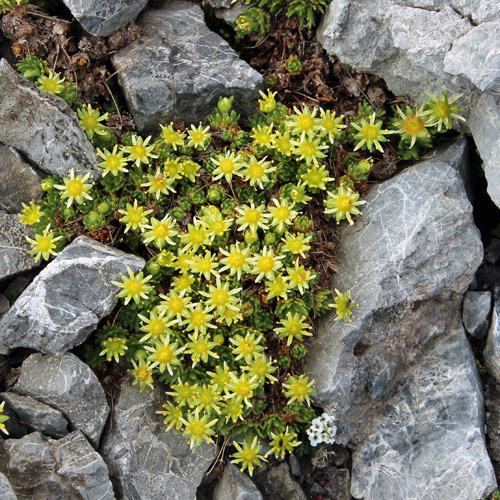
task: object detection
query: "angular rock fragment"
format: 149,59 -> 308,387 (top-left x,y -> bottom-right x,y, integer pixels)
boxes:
101,379 -> 216,499
0,473 -> 16,500
14,353 -> 109,448
462,290 -> 491,339
0,59 -> 98,178
484,299 -> 500,384
0,145 -> 42,214
0,213 -> 39,281
0,392 -> 68,439
213,462 -> 263,500
0,236 -> 144,354
306,139 -> 495,499
62,0 -> 148,37
111,1 -> 264,135
2,431 -> 114,500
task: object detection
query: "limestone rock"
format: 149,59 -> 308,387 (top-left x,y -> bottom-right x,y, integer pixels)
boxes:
213,462 -> 263,500
0,213 -> 39,281
484,299 -> 500,384
2,431 -> 114,500
462,290 -> 491,339
0,59 -> 98,178
0,236 -> 144,354
62,0 -> 148,37
254,462 -> 307,500
14,353 -> 109,448
468,93 -> 500,210
0,392 -> 68,439
306,139 -> 495,498
101,379 -> 216,499
111,1 -> 264,135
444,21 -> 500,92
0,473 -> 16,500
0,145 -> 42,214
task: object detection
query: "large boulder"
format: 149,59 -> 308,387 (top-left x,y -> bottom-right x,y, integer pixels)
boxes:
111,1 -> 264,135
306,138 -> 496,499
0,213 -> 39,281
13,353 -> 109,448
0,59 -> 98,178
0,236 -> 144,354
62,0 -> 148,37
1,431 -> 114,499
101,379 -> 217,500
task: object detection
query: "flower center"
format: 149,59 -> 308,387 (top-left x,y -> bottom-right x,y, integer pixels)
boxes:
258,256 -> 274,273
131,144 -> 147,158
362,125 -> 379,141
220,158 -> 235,174
125,279 -> 142,295
297,115 -> 314,131
275,207 -> 291,220
337,195 -> 353,213
149,319 -> 165,336
67,179 -> 84,197
229,252 -> 245,268
213,290 -> 229,306
82,115 -> 98,131
405,116 -> 424,135
245,209 -> 261,224
249,163 -> 264,179
157,346 -> 174,363
191,312 -> 207,328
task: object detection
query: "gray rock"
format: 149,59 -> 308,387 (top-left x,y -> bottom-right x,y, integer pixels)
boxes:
306,139 -> 495,498
13,353 -> 109,448
0,59 -> 98,178
0,213 -> 40,281
350,321 -> 496,500
3,272 -> 35,304
2,431 -> 114,500
0,294 -> 9,316
206,0 -> 249,27
62,0 -> 148,37
444,21 -> 500,92
0,473 -> 17,500
254,462 -> 307,500
484,299 -> 500,384
288,454 -> 301,478
462,291 -> 491,339
0,145 -> 42,214
101,379 -> 216,500
0,236 -> 144,354
111,1 -> 264,135
0,392 -> 68,439
468,93 -> 500,210
213,462 -> 263,500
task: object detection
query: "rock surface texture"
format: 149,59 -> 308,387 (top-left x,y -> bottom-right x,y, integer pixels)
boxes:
0,213 -> 39,281
101,379 -> 217,500
13,353 -> 109,448
0,59 -> 98,178
62,0 -> 148,37
306,138 -> 496,499
111,1 -> 264,135
0,473 -> 16,500
462,290 -> 491,339
0,145 -> 42,214
484,299 -> 500,384
0,236 -> 144,354
316,0 -> 500,209
1,431 -> 114,500
213,462 -> 263,500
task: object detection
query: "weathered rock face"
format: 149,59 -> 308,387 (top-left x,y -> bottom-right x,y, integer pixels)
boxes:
0,392 -> 68,439
0,213 -> 39,281
0,145 -> 42,214
101,379 -> 216,500
484,299 -> 500,384
0,59 -> 98,178
111,1 -> 264,135
13,353 -> 109,448
213,462 -> 263,500
463,290 -> 492,339
62,0 -> 148,37
0,473 -> 16,500
468,93 -> 500,210
306,138 -> 496,499
254,462 -> 307,500
1,431 -> 114,500
0,236 -> 144,354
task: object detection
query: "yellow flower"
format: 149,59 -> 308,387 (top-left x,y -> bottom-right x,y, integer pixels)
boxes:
243,353 -> 277,383
351,112 -> 389,153
144,334 -> 185,375
219,243 -> 251,280
122,135 -> 158,167
231,437 -> 267,476
180,220 -> 209,252
167,378 -> 197,406
77,104 -> 109,140
225,373 -> 260,407
200,277 -> 242,314
180,407 -> 218,448
282,374 -> 315,406
249,246 -> 284,283
251,124 -> 274,147
159,289 -> 191,322
191,251 -> 219,281
19,201 -> 43,226
268,427 -> 301,459
26,224 -> 64,262
273,130 -> 293,156
37,71 -> 64,94
423,91 -> 465,131
187,123 -> 211,150
111,267 -> 153,305
0,401 -> 9,435
142,215 -> 178,249
392,105 -> 432,148
230,331 -> 265,363
185,332 -> 219,366
274,312 -> 312,346
118,199 -> 152,233
318,108 -> 345,143
324,185 -> 366,225
242,154 -> 275,189
99,337 -> 128,363
161,123 -> 186,150
207,362 -> 233,391
129,358 -> 154,391
180,159 -> 201,181
333,289 -> 358,322
236,201 -> 270,233
96,146 -> 129,176
211,151 -> 244,183
286,259 -> 314,294
157,402 -> 184,431
192,384 -> 223,415
292,133 -> 329,165
281,233 -> 312,258
268,198 -> 298,232
183,305 -> 217,337
286,106 -> 321,136
258,89 -> 277,113
265,274 -> 289,300
54,168 -> 93,207
141,168 -> 176,199
138,308 -> 174,342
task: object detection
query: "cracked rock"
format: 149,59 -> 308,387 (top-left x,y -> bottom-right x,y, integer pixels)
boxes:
0,236 -> 144,354
306,139 -> 495,499
62,0 -> 148,37
0,213 -> 39,281
13,353 -> 109,448
0,59 -> 98,178
1,431 -> 114,500
111,1 -> 264,135
0,392 -> 68,439
213,462 -> 263,500
101,379 -> 216,500
0,145 -> 42,215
